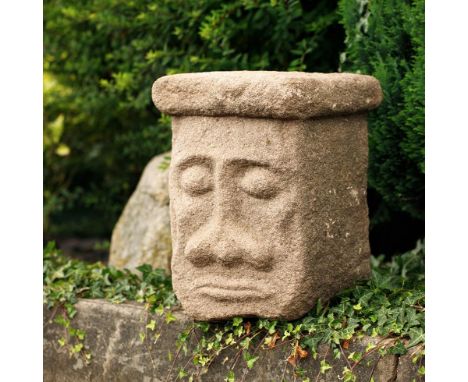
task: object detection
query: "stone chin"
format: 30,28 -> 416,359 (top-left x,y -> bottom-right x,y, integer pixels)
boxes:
175,288 -> 313,321
171,261 -> 313,320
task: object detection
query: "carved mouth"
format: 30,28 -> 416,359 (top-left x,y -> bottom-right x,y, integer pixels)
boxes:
195,281 -> 271,301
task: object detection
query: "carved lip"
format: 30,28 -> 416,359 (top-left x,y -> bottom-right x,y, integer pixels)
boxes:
195,281 -> 271,301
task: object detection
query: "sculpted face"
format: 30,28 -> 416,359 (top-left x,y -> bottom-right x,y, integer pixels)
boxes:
153,71 -> 379,321
170,116 -> 309,320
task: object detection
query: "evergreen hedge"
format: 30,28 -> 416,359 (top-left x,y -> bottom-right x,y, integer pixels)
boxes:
339,0 -> 424,221
44,0 -> 344,237
44,0 -> 424,251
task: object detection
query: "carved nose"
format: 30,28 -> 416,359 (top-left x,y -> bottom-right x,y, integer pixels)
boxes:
212,240 -> 245,268
185,243 -> 215,268
185,229 -> 273,271
185,235 -> 244,268
185,185 -> 274,270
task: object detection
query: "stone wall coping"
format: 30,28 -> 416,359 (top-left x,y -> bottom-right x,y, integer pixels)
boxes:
43,299 -> 424,381
152,71 -> 383,120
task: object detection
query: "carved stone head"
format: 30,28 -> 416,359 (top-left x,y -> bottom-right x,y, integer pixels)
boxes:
152,71 -> 382,320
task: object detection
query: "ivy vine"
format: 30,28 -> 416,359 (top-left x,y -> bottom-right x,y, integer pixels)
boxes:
44,240 -> 425,381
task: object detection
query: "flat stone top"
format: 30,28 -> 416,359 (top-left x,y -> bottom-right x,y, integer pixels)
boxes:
152,71 -> 383,120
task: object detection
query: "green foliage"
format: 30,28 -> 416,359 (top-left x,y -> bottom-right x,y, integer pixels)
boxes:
44,0 -> 344,237
44,240 -> 424,380
338,0 -> 425,221
43,241 -> 176,311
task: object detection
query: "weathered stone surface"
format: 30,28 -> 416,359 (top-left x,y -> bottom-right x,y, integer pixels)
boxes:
109,152 -> 172,273
396,351 -> 425,382
167,115 -> 371,321
152,71 -> 383,120
43,300 -> 422,382
152,71 -> 382,321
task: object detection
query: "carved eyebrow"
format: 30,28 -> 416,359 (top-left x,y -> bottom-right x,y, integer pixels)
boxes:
176,155 -> 213,170
224,158 -> 272,168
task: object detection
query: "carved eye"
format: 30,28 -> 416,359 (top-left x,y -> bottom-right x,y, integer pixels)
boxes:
239,167 -> 280,199
179,165 -> 213,196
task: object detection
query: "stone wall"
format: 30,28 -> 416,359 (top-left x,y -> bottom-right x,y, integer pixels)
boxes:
43,300 -> 424,381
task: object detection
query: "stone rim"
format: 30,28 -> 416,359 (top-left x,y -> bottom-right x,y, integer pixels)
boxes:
152,71 -> 383,120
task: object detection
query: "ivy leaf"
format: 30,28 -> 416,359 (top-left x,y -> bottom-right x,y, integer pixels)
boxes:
347,351 -> 362,362
342,367 -> 356,382
315,299 -> 323,314
155,304 -> 164,316
302,336 -> 321,353
65,303 -> 77,318
265,332 -> 280,349
407,327 -> 424,348
287,353 -> 298,367
224,370 -> 235,382
225,333 -> 235,345
71,343 -> 83,353
267,321 -> 277,334
296,344 -> 308,359
178,368 -> 188,378
196,322 -> 210,333
54,314 -> 70,328
165,311 -> 176,324
240,337 -> 251,350
76,329 -> 86,340
234,325 -> 244,337
388,341 -> 407,355
244,321 -> 251,335
146,319 -> 156,331
333,348 -> 341,359
153,332 -> 161,343
320,360 -> 332,374
247,356 -> 259,369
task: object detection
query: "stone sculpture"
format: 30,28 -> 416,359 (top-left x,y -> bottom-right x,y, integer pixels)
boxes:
152,71 -> 382,320
109,153 -> 172,273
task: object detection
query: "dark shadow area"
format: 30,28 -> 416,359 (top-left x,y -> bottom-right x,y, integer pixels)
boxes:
368,188 -> 425,257
44,236 -> 109,264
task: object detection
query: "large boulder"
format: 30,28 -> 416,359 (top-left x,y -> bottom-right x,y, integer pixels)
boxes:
109,152 -> 172,273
